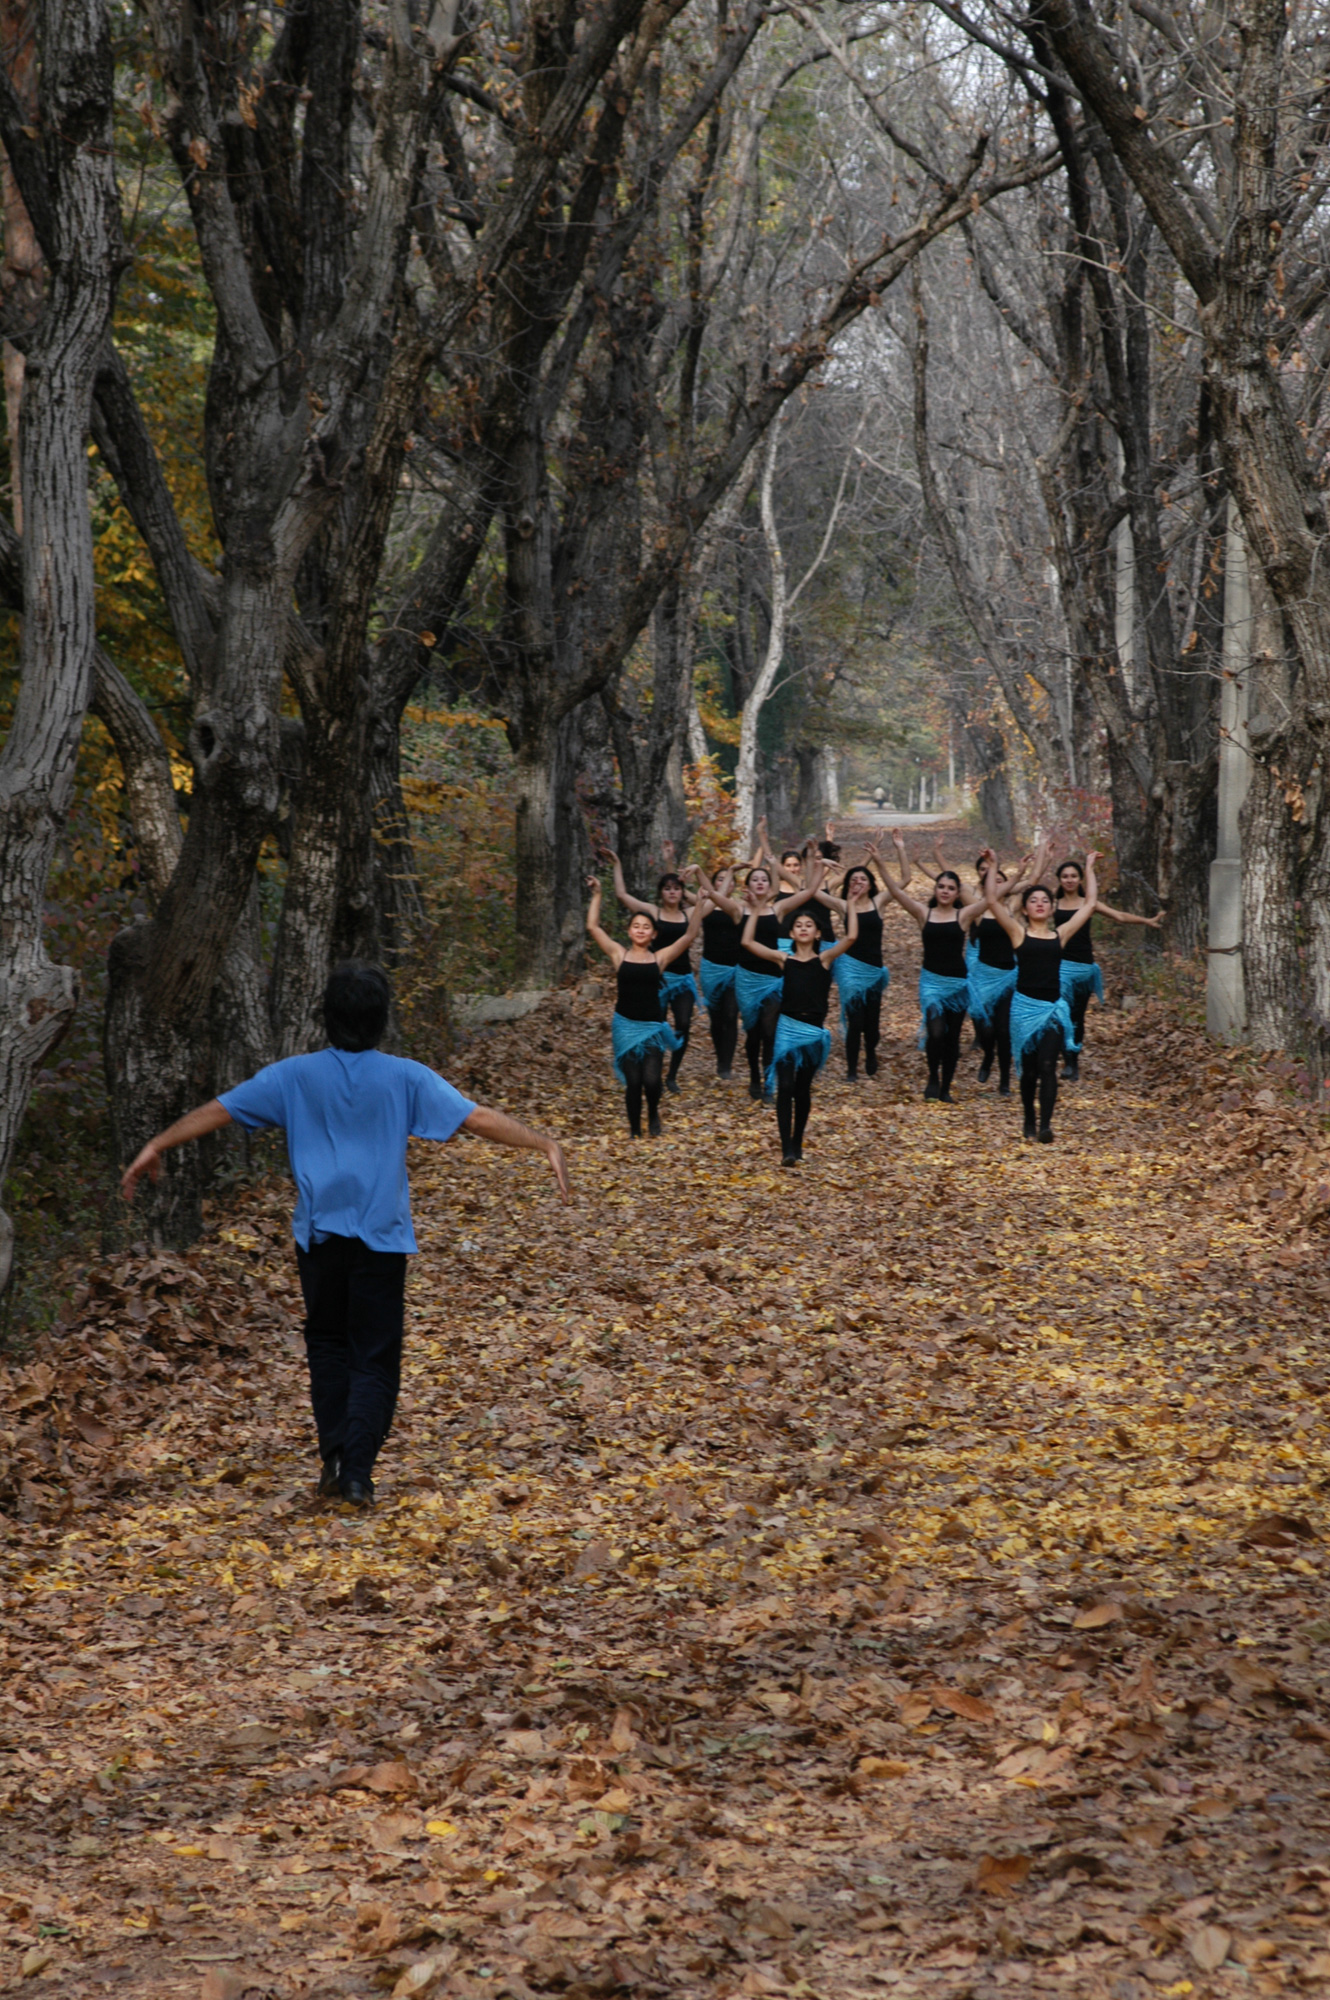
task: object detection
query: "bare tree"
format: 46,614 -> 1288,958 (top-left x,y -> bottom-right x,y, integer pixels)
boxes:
0,0 -> 121,1290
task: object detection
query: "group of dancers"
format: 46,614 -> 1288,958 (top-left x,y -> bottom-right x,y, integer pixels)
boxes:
586,823 -> 1163,1163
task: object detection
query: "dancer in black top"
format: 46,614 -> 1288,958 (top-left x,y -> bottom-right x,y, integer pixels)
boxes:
586,877 -> 702,1136
741,889 -> 859,1164
968,844 -> 1045,1095
607,851 -> 698,1092
755,823 -> 838,945
817,848 -> 894,1079
709,855 -> 819,1101
981,850 -> 1098,1141
693,866 -> 743,1079
881,831 -> 987,1101
1053,858 -> 1164,1080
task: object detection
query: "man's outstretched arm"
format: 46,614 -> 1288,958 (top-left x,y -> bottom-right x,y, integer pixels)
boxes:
121,1100 -> 234,1200
462,1105 -> 571,1202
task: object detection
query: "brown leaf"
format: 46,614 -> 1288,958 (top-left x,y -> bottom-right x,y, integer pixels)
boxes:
366,1760 -> 417,1795
1072,1600 -> 1124,1630
975,1853 -> 1032,1896
1186,1925 -> 1231,1972
20,1945 -> 55,1978
200,1971 -> 263,2000
897,1692 -> 933,1727
72,1407 -> 114,1449
371,1813 -> 423,1851
857,1755 -> 910,1780
502,1729 -> 548,1760
1242,1511 -> 1316,1547
391,1951 -> 458,1999
571,1536 -> 614,1578
933,1688 -> 995,1725
744,1901 -> 795,1941
224,1723 -> 281,1752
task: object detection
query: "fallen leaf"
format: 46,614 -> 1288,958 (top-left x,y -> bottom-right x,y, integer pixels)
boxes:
21,1946 -> 55,1978
934,1688 -> 995,1725
976,1853 -> 1032,1895
1072,1600 -> 1124,1630
391,1949 -> 458,1998
224,1722 -> 281,1751
1186,1925 -> 1231,1972
366,1760 -> 417,1794
857,1755 -> 910,1779
897,1692 -> 933,1727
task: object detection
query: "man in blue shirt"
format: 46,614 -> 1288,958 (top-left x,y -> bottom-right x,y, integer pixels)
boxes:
122,964 -> 570,1507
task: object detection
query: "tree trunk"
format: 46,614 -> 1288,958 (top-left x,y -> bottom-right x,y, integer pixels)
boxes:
0,0 -> 120,1293
511,711 -> 587,988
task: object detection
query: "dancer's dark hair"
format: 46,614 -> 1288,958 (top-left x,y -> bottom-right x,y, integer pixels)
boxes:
841,865 -> 880,899
657,872 -> 686,900
1055,859 -> 1085,887
1022,883 -> 1053,910
928,869 -> 962,909
324,962 -> 391,1051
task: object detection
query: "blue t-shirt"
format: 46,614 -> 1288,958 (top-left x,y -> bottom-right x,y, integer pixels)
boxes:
218,1048 -> 476,1253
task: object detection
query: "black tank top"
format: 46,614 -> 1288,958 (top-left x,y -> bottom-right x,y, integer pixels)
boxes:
780,953 -> 833,1026
846,906 -> 884,967
1053,905 -> 1094,964
921,915 -> 966,978
975,914 -> 1015,971
779,896 -> 836,943
700,909 -> 742,966
652,915 -> 691,966
740,911 -> 783,977
616,957 -> 665,1022
1016,932 -> 1062,1002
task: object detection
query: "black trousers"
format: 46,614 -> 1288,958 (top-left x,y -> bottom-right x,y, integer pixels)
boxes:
707,982 -> 739,1073
295,1234 -> 407,1484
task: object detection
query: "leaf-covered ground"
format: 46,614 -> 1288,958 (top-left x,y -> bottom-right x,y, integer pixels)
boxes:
4,907 -> 1330,2000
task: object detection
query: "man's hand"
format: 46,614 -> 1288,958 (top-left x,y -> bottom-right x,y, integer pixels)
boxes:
121,1142 -> 163,1201
546,1142 -> 572,1202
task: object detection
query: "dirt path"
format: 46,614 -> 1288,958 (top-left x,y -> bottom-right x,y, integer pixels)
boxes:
3,912 -> 1330,2000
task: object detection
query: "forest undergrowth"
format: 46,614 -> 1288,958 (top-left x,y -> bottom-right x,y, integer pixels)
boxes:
3,903 -> 1330,2000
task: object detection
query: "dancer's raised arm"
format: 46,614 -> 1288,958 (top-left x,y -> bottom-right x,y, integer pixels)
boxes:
881,831 -> 931,924
984,852 -> 1025,945
605,849 -> 657,920
586,877 -> 626,966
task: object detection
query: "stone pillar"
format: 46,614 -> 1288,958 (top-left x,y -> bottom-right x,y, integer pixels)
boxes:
1207,498 -> 1252,1041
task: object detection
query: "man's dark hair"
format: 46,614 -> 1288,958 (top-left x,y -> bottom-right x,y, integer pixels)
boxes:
323,962 -> 391,1051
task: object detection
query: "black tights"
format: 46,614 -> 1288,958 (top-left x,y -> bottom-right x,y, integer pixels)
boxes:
925,1008 -> 964,1098
745,992 -> 782,1097
708,984 -> 739,1075
666,988 -> 694,1085
845,995 -> 882,1078
775,1055 -> 813,1157
1020,1024 -> 1062,1132
621,1049 -> 663,1136
974,990 -> 1013,1091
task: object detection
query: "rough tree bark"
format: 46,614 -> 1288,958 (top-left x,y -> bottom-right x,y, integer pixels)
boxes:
0,0 -> 121,1292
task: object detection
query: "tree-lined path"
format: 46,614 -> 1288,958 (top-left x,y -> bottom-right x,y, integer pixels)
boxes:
3,916 -> 1329,1999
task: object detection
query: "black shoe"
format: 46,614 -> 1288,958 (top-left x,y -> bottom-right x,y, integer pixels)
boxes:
317,1453 -> 341,1499
794,1137 -> 804,1160
997,1078 -> 1011,1097
865,1050 -> 878,1076
846,1069 -> 860,1082
717,1066 -> 732,1081
924,1080 -> 940,1100
628,1123 -> 642,1138
762,1089 -> 775,1105
939,1087 -> 954,1104
1023,1116 -> 1037,1140
781,1149 -> 800,1167
749,1079 -> 763,1101
340,1476 -> 374,1509
977,1057 -> 993,1084
665,1075 -> 680,1094
1038,1125 -> 1055,1144
1062,1055 -> 1080,1081
648,1111 -> 662,1136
